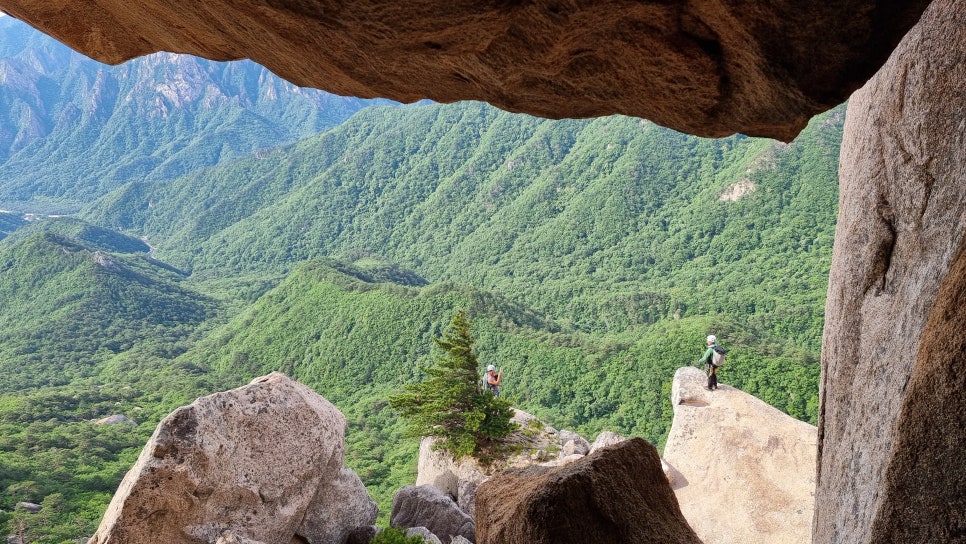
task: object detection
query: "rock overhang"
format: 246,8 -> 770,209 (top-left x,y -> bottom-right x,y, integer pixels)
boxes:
0,0 -> 931,141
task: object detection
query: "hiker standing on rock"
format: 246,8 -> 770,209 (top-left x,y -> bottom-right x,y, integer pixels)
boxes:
485,364 -> 502,397
699,335 -> 727,391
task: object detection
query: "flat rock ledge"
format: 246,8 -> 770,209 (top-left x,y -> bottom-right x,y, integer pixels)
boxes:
663,366 -> 816,544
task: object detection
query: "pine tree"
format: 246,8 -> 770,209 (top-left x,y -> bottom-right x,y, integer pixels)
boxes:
389,309 -> 516,459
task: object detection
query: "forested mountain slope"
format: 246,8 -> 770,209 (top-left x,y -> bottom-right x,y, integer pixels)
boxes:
0,220 -> 234,539
0,221 -> 217,391
176,256 -> 820,517
0,17 -> 387,212
86,101 -> 842,350
66,102 -> 841,520
0,211 -> 26,239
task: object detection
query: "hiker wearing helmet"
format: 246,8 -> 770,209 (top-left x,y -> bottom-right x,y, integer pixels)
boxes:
699,334 -> 727,391
485,364 -> 503,397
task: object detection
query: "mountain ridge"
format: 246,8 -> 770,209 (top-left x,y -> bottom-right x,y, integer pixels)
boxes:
0,16 -> 391,212
83,101 -> 840,348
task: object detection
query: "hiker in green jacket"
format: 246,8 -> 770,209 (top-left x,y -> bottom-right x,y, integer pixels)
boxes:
699,334 -> 726,391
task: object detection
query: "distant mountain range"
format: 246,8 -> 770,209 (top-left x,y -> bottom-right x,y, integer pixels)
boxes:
0,16 -> 391,212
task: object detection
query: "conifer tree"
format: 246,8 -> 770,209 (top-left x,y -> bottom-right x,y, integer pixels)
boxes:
390,309 -> 516,459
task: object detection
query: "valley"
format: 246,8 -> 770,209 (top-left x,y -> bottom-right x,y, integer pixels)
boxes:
0,17 -> 837,542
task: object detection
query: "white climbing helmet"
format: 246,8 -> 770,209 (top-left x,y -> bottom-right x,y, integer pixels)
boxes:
487,365 -> 496,371
707,335 -> 717,344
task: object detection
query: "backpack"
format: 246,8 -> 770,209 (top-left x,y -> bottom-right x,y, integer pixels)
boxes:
711,345 -> 727,367
481,374 -> 496,394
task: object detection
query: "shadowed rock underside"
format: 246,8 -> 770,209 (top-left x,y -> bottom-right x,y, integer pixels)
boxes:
0,0 -> 930,141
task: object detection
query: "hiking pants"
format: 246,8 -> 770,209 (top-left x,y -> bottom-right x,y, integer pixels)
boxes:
707,365 -> 718,390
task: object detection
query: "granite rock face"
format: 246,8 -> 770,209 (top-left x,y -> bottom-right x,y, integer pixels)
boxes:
0,0 -> 930,140
557,429 -> 590,456
663,366 -> 816,544
87,372 -> 376,544
298,468 -> 378,544
816,0 -> 966,542
390,485 -> 475,544
475,438 -> 701,544
415,408 -> 574,518
588,430 -> 628,453
94,414 -> 137,426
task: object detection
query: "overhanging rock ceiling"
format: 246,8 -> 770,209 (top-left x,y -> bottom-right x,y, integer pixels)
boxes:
0,1 -> 931,141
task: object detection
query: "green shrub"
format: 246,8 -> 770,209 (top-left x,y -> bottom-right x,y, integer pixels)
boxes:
371,526 -> 430,544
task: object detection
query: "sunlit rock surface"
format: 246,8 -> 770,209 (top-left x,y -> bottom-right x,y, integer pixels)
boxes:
87,372 -> 376,544
817,0 -> 966,541
663,366 -> 816,544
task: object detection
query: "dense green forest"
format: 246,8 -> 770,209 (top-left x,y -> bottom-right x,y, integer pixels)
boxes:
0,23 -> 842,540
84,101 -> 841,350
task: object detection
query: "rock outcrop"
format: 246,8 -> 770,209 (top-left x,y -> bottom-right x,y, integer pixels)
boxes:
416,409 -> 563,514
87,372 -> 377,544
557,430 -> 590,456
93,414 -> 137,426
588,430 -> 628,453
416,407 -> 630,520
298,468 -> 379,544
0,0 -> 930,141
390,485 -> 475,544
475,438 -> 701,544
816,0 -> 966,542
404,527 -> 442,544
663,366 -> 816,544
15,502 -> 41,513
415,436 -> 487,514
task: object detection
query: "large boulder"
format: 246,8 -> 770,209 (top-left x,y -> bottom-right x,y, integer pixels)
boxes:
475,438 -> 701,544
557,429 -> 590,456
390,485 -> 475,544
588,430 -> 628,453
87,372 -> 376,544
0,0 -> 930,140
663,366 -> 816,544
415,437 -> 488,520
298,468 -> 378,544
816,0 -> 966,542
